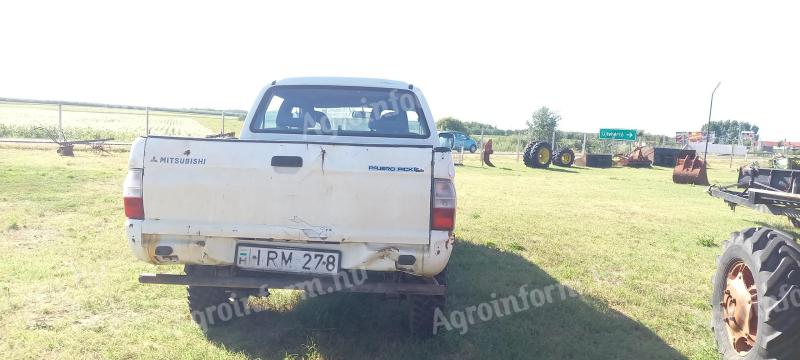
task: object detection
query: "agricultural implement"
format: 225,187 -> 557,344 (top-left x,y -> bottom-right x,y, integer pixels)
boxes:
482,139 -> 495,167
205,132 -> 236,139
708,166 -> 800,228
651,147 -> 683,167
672,149 -> 709,185
614,146 -> 653,168
585,154 -> 613,168
38,127 -> 113,156
522,141 -> 574,168
769,154 -> 800,170
706,166 -> 800,359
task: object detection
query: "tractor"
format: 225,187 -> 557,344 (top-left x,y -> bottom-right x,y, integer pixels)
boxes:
707,165 -> 800,359
523,141 -> 575,168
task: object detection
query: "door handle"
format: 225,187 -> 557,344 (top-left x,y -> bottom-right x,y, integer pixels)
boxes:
271,156 -> 303,167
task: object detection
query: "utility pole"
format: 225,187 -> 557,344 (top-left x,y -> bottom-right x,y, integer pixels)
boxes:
704,82 -> 722,161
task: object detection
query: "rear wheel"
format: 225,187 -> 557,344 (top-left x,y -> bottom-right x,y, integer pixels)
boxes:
523,141 -> 539,167
711,228 -> 800,359
409,268 -> 447,338
553,148 -> 575,167
529,142 -> 552,168
185,266 -> 248,328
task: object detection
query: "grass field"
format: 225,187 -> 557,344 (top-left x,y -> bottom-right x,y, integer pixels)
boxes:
0,102 -> 244,141
1,147 -> 797,359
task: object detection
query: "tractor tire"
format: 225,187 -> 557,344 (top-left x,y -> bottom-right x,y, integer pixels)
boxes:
791,178 -> 800,228
523,141 -> 539,167
528,142 -> 553,168
553,148 -> 575,167
409,268 -> 448,338
711,227 -> 800,360
185,266 -> 246,328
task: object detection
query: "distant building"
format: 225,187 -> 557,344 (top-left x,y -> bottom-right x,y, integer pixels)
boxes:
758,140 -> 800,152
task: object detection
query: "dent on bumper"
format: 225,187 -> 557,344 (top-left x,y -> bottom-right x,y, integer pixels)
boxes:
126,220 -> 453,277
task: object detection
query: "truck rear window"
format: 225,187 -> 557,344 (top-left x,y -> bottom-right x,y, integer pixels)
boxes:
250,86 -> 430,138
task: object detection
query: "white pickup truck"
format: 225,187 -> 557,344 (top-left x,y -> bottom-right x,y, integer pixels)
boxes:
124,77 -> 456,336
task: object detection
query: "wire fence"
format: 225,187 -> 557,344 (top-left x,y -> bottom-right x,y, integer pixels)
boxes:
465,130 -> 688,154
0,97 -> 247,144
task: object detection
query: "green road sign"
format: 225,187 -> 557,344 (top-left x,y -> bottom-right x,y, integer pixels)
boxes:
599,128 -> 637,141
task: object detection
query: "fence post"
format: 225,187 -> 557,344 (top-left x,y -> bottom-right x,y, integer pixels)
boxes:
551,130 -> 556,149
58,103 -> 63,141
145,107 -> 150,135
480,128 -> 485,167
221,111 -> 225,135
582,133 -> 587,155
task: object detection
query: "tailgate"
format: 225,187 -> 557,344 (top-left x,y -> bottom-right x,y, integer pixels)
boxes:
141,137 -> 433,245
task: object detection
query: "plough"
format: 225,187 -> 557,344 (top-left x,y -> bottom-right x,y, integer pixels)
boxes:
37,127 -> 113,156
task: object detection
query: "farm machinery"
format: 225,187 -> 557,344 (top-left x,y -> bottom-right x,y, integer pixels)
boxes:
706,165 -> 800,359
37,127 -> 113,156
613,145 -> 653,168
673,149 -> 710,186
522,141 -> 575,168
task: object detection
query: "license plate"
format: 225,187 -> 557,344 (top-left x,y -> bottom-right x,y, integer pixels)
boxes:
236,245 -> 340,275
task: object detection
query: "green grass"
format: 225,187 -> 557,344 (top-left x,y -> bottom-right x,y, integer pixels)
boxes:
0,147 -> 796,359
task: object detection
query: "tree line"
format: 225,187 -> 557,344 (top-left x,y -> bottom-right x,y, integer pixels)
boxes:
437,107 -> 761,150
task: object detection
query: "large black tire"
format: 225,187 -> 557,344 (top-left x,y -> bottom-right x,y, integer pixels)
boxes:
186,266 -> 246,328
552,148 -> 575,167
791,178 -> 800,228
711,228 -> 800,359
410,268 -> 448,338
522,141 -> 539,167
527,142 -> 552,168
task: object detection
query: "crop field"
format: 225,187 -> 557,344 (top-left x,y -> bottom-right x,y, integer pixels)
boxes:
0,102 -> 243,142
1,146 -> 797,359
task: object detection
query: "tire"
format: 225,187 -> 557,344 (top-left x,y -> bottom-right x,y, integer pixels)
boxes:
410,268 -> 448,338
528,142 -> 552,168
523,141 -> 539,167
469,144 -> 477,153
185,266 -> 246,328
553,148 -> 575,167
791,178 -> 800,228
711,228 -> 800,360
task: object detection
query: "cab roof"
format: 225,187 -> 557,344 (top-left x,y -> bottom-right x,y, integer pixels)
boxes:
273,77 -> 412,89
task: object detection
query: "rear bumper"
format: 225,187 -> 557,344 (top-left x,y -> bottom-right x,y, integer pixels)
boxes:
125,219 -> 454,277
138,272 -> 446,295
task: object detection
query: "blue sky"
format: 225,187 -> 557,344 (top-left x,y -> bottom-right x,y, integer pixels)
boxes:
1,0 -> 798,140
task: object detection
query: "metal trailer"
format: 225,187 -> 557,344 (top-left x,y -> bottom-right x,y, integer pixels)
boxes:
708,167 -> 800,227
706,166 -> 800,359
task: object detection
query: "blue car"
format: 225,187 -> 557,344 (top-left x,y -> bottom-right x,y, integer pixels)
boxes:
438,131 -> 478,153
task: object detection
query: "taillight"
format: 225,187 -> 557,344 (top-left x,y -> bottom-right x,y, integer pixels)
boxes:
123,168 -> 144,219
432,179 -> 456,231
